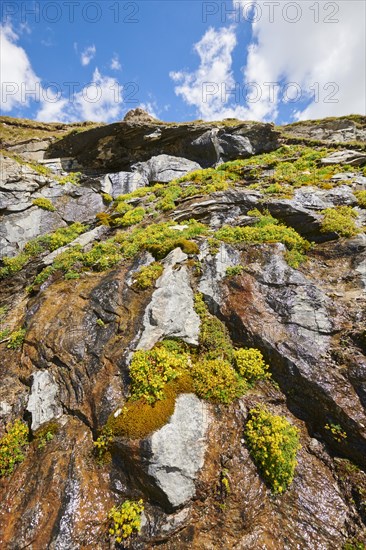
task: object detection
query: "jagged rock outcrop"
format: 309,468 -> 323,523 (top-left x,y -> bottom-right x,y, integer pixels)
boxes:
46,118 -> 280,172
0,115 -> 366,550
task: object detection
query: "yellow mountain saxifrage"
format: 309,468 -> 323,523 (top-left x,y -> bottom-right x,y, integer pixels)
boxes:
245,406 -> 301,494
108,499 -> 144,543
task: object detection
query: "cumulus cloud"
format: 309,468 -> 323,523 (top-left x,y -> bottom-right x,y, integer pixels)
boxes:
36,68 -> 123,123
110,55 -> 122,71
80,45 -> 96,66
170,1 -> 365,122
0,24 -> 41,112
242,0 -> 366,120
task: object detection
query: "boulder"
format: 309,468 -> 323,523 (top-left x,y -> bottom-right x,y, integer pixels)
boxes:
102,170 -> 149,197
132,154 -> 201,183
320,150 -> 366,166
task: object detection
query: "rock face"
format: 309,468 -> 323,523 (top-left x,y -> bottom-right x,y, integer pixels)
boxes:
26,370 -> 62,431
147,394 -> 209,509
132,154 -> 201,183
46,119 -> 280,172
1,115 -> 366,550
137,248 -> 200,350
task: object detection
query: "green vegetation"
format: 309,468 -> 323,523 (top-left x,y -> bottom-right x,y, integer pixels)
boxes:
133,262 -> 163,289
225,265 -> 243,277
32,197 -> 56,212
192,358 -> 246,404
101,193 -> 113,203
214,212 -> 310,256
115,219 -> 206,259
194,293 -> 234,362
94,427 -> 114,463
96,318 -> 106,328
284,249 -> 307,269
234,348 -> 270,385
325,423 -> 347,442
355,190 -> 366,208
57,172 -> 82,186
0,420 -> 29,477
245,406 -> 301,494
34,422 -> 59,450
115,207 -> 145,227
320,206 -> 359,238
106,376 -> 194,439
7,328 -> 26,349
343,539 -> 366,550
108,499 -> 144,543
129,347 -> 189,404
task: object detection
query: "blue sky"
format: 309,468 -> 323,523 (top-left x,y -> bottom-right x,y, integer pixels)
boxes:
1,1 -> 365,124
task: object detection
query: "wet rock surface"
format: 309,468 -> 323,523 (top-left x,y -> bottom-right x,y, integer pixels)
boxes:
0,115 -> 366,549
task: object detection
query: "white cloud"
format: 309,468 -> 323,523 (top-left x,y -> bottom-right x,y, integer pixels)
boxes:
0,24 -> 41,112
36,68 -> 124,123
170,1 -> 365,122
80,45 -> 96,66
242,0 -> 366,121
110,55 -> 122,71
170,26 -> 251,120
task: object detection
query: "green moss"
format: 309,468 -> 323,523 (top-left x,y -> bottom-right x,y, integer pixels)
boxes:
0,253 -> 30,278
225,265 -> 243,277
57,172 -> 82,186
284,249 -> 307,269
34,422 -> 59,450
115,220 -> 207,260
39,222 -> 87,251
7,328 -> 26,349
244,406 -> 301,494
115,201 -> 133,215
215,213 -> 310,254
133,262 -> 163,289
194,293 -> 234,362
320,206 -> 359,238
101,193 -> 113,203
0,420 -> 29,477
32,197 -> 56,211
106,375 -> 195,440
115,207 -> 145,227
355,190 -> 366,208
191,358 -> 246,404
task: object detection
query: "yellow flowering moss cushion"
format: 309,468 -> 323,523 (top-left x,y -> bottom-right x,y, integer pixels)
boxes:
244,406 -> 301,494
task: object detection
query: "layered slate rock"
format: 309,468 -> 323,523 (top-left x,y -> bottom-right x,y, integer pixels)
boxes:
137,248 -> 200,350
132,154 -> 201,183
46,119 -> 281,172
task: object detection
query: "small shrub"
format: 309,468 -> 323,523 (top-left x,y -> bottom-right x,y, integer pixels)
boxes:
129,347 -> 189,404
115,207 -> 145,227
101,193 -> 113,203
320,206 -> 359,238
244,406 -> 301,494
108,499 -> 144,543
96,212 -> 113,226
57,172 -> 82,186
0,420 -> 29,477
133,262 -> 163,289
191,358 -> 246,404
32,197 -> 56,212
225,265 -> 243,277
355,190 -> 366,208
234,348 -> 270,384
7,328 -> 26,349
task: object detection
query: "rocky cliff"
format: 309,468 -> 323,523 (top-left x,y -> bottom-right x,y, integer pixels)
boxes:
0,111 -> 366,549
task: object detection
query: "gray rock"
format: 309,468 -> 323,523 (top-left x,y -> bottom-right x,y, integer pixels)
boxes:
199,242 -> 242,306
54,186 -> 104,223
147,394 -> 209,509
217,132 -> 254,162
321,150 -> 366,167
26,371 -> 62,431
7,139 -> 52,161
102,170 -> 148,197
132,154 -> 201,183
0,207 -> 66,258
137,248 -> 200,349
